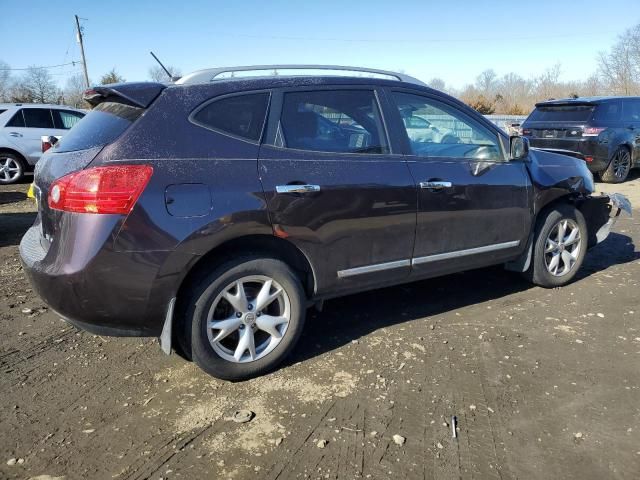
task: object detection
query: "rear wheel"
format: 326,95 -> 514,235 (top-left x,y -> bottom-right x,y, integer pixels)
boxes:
186,257 -> 306,381
600,147 -> 631,183
525,204 -> 587,288
0,153 -> 25,184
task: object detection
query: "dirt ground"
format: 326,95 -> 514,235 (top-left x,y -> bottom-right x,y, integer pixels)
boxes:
1,172 -> 639,480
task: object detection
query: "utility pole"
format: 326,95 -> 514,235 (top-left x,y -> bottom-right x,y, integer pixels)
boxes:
75,15 -> 90,88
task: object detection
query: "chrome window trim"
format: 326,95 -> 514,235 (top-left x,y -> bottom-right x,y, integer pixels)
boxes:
412,240 -> 520,265
337,259 -> 410,278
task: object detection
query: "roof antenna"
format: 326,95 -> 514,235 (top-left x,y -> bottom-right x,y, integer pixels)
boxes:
150,51 -> 179,82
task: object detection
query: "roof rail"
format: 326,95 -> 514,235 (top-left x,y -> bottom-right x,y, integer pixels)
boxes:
175,64 -> 427,86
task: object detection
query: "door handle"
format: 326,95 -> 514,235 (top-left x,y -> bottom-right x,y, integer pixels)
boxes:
8,132 -> 22,137
420,181 -> 452,190
276,184 -> 321,194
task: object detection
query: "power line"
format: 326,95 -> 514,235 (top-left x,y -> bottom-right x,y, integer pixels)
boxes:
0,61 -> 81,71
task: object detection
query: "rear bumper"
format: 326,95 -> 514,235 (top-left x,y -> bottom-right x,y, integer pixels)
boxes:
528,138 -> 609,172
19,221 -> 173,337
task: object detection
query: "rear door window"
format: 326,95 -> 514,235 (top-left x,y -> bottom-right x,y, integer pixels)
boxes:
278,89 -> 389,154
5,110 -> 25,127
592,101 -> 622,122
192,92 -> 270,142
55,102 -> 143,152
52,109 -> 85,129
527,105 -> 595,122
23,108 -> 55,128
622,99 -> 640,123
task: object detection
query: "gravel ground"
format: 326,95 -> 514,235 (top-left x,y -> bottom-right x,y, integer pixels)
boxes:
1,172 -> 639,480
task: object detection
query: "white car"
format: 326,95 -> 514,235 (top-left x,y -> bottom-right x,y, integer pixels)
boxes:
0,104 -> 85,184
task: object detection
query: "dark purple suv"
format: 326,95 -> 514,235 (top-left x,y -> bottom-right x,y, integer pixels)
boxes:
20,66 -> 630,380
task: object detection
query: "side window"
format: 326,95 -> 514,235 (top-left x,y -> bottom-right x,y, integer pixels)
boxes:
5,110 -> 25,127
53,110 -> 85,129
23,108 -> 55,128
391,92 -> 505,161
592,101 -> 621,123
192,92 -> 270,142
279,90 -> 389,154
623,99 -> 640,123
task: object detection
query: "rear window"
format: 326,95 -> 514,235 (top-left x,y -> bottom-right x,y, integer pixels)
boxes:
53,109 -> 85,129
192,92 -> 270,142
6,110 -> 25,127
528,105 -> 595,122
55,102 -> 143,152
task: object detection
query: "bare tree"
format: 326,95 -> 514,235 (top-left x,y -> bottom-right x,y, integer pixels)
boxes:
0,60 -> 11,102
148,65 -> 182,82
475,69 -> 498,97
598,24 -> 640,95
427,77 -> 446,92
64,74 -> 89,108
11,67 -> 60,103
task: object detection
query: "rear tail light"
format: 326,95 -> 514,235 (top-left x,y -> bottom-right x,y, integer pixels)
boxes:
522,128 -> 531,136
42,139 -> 53,153
585,156 -> 594,162
48,165 -> 153,214
582,127 -> 606,137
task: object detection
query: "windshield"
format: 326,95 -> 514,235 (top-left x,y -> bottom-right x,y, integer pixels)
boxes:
55,102 -> 144,152
527,105 -> 595,122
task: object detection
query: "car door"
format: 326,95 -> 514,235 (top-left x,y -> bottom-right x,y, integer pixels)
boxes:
386,89 -> 531,278
258,87 -> 417,296
4,108 -> 59,164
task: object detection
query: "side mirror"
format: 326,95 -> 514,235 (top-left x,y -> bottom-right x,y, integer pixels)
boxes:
510,135 -> 529,160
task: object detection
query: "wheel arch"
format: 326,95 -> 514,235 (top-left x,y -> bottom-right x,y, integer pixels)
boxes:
175,234 -> 317,307
0,147 -> 28,165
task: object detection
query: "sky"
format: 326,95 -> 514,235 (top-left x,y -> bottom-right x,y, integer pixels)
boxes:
2,0 -> 639,90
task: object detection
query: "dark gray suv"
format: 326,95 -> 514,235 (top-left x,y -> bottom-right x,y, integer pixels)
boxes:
20,66 -> 630,380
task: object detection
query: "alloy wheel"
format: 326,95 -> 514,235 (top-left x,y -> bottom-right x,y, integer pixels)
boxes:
612,149 -> 631,180
0,157 -> 21,183
544,219 -> 582,276
206,275 -> 291,363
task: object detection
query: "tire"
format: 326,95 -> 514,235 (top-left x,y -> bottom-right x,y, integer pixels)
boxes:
185,256 -> 306,381
525,204 -> 587,288
0,152 -> 25,184
600,147 -> 631,183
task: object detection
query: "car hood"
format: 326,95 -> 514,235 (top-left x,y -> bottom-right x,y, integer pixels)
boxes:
527,147 -> 595,196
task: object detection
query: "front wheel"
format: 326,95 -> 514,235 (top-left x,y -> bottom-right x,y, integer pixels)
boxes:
186,257 -> 306,381
525,204 -> 587,288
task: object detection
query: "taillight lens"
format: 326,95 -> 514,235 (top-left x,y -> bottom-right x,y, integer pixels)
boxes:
582,127 -> 606,137
42,140 -> 52,153
48,165 -> 153,214
522,128 -> 531,136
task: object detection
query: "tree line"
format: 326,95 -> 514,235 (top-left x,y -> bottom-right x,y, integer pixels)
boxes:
0,22 -> 638,113
0,64 -> 181,108
428,23 -> 640,115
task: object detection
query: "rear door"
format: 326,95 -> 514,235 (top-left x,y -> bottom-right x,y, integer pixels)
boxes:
258,86 -> 416,296
386,89 -> 530,277
622,99 -> 640,163
4,108 -> 64,163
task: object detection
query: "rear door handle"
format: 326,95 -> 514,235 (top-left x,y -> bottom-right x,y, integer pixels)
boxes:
8,132 -> 22,137
276,184 -> 321,194
420,181 -> 452,190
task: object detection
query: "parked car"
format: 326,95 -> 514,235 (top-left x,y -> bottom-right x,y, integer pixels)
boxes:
0,104 -> 85,184
20,66 -> 630,381
521,96 -> 640,183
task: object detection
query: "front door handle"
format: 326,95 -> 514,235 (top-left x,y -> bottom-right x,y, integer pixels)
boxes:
420,181 -> 452,190
276,184 -> 321,194
8,132 -> 22,137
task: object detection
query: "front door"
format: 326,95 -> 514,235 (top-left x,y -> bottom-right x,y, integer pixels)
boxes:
387,90 -> 531,277
259,87 -> 416,296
